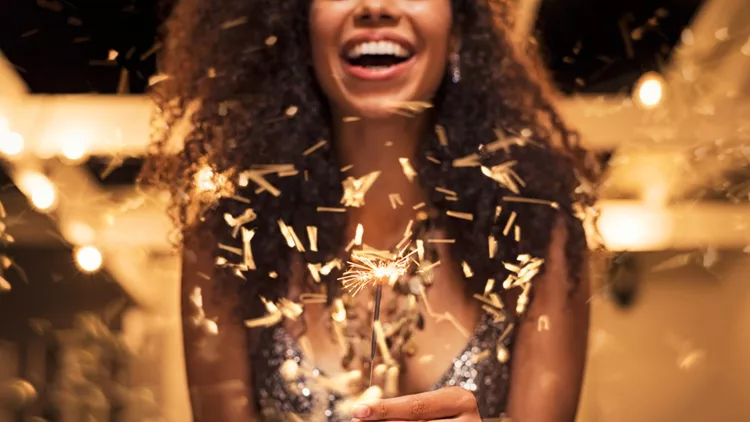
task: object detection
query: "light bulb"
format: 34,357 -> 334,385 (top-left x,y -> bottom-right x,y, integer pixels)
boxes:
0,131 -> 24,156
634,72 -> 666,109
75,245 -> 103,273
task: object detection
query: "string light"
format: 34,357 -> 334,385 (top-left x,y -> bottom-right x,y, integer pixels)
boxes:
634,72 -> 666,109
60,139 -> 89,162
74,245 -> 103,273
0,130 -> 24,156
597,202 -> 671,250
18,172 -> 57,212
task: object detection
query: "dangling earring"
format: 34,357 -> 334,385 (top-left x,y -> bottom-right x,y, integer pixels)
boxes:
450,52 -> 461,83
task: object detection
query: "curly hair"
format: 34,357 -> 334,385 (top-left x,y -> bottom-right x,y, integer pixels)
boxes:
140,0 -> 598,321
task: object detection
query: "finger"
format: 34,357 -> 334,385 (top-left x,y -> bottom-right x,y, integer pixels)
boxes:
351,387 -> 477,420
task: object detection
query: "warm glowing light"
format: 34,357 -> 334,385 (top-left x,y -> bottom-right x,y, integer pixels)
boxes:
634,72 -> 666,109
61,140 -> 88,161
63,221 -> 96,245
195,166 -> 218,192
75,246 -> 103,273
597,203 -> 671,251
18,173 -> 57,211
0,131 -> 24,156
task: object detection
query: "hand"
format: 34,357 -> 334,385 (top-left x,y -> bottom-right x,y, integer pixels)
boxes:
351,387 -> 481,421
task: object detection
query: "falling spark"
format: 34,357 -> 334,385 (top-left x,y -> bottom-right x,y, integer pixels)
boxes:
224,208 -> 257,237
307,226 -> 318,252
427,238 -> 455,244
386,101 -> 433,117
398,158 -> 418,182
354,223 -> 364,246
303,139 -> 328,156
241,227 -> 257,270
221,17 -> 249,30
435,125 -> 449,146
341,171 -> 381,207
481,161 -> 522,194
488,235 -> 498,259
244,297 -> 283,328
435,186 -> 457,197
446,210 -> 474,221
502,196 -> 560,209
503,211 -> 517,236
388,193 -> 404,209
317,206 -> 347,213
426,156 -> 441,164
461,261 -> 474,278
537,315 -> 550,331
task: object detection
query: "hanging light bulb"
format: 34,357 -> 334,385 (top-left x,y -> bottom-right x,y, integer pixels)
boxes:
634,72 -> 666,109
74,245 -> 103,273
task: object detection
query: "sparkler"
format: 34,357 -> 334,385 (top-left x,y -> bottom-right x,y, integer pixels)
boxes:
339,248 -> 416,386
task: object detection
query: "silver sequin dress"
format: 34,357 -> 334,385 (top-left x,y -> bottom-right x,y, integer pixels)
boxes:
251,313 -> 513,421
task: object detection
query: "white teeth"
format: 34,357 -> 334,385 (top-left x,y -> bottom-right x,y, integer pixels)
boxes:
346,41 -> 411,59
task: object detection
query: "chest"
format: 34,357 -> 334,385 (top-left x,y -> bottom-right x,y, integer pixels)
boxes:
290,258 -> 481,396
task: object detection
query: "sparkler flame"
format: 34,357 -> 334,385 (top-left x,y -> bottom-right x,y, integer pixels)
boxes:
339,249 -> 416,297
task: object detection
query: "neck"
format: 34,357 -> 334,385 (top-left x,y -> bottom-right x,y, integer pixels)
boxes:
333,112 -> 429,250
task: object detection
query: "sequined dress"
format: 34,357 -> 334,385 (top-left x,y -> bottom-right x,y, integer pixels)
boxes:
251,313 -> 513,421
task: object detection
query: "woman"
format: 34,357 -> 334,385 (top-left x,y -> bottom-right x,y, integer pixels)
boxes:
142,0 -> 595,421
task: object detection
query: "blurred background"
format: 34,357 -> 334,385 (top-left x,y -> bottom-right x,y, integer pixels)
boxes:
0,0 -> 749,421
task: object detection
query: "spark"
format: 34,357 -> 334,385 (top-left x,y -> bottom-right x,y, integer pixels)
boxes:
435,186 -> 457,197
446,210 -> 474,221
339,249 -> 415,297
224,208 -> 257,237
398,158 -> 418,182
385,101 -> 433,117
317,206 -> 347,213
481,161 -> 523,194
303,139 -> 328,156
241,227 -> 257,270
502,211 -> 517,236
307,226 -> 318,252
435,125 -> 449,146
388,193 -> 404,208
341,171 -> 381,207
503,195 -> 560,209
221,17 -> 248,30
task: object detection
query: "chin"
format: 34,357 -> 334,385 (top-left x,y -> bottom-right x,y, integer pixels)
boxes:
343,94 -> 424,121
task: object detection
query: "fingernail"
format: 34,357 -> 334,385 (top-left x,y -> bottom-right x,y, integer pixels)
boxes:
351,419 -> 361,422
352,404 -> 371,418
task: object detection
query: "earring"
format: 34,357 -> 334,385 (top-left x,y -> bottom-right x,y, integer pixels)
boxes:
450,52 -> 461,83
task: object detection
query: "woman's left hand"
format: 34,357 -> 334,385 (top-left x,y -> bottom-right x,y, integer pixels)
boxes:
351,387 -> 481,421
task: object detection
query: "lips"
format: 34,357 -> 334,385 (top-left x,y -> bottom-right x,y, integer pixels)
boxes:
340,33 -> 417,81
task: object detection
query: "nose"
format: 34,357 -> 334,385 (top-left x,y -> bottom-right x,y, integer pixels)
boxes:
355,0 -> 400,26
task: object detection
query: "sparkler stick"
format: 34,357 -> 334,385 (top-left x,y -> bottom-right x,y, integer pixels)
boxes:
369,283 -> 383,387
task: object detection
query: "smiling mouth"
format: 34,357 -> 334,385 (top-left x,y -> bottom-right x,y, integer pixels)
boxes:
343,40 -> 414,70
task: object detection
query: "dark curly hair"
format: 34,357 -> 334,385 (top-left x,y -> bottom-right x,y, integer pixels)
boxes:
140,0 -> 599,321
